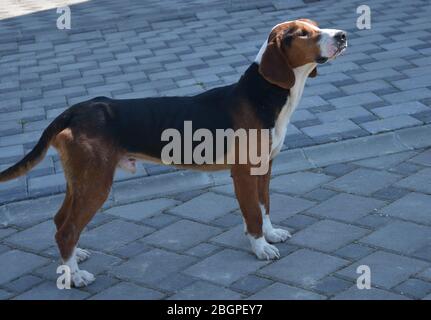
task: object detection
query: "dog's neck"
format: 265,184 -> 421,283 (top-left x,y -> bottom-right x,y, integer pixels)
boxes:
236,63 -> 288,128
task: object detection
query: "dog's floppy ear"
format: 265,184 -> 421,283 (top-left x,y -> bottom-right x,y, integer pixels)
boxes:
298,18 -> 318,27
258,36 -> 295,89
309,67 -> 317,78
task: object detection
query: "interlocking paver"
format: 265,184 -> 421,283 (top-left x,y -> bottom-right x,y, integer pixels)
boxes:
333,286 -> 408,300
324,168 -> 401,196
184,249 -> 269,286
308,193 -> 385,222
380,192 -> 431,224
110,248 -> 197,286
270,172 -> 333,195
168,192 -> 238,222
90,283 -> 164,300
258,249 -> 349,288
142,220 -> 221,251
80,220 -> 154,251
248,283 -> 325,300
169,281 -> 243,300
290,220 -> 369,252
337,251 -> 429,289
2,0 -> 431,300
104,198 -> 179,221
0,250 -> 48,285
395,168 -> 431,194
361,221 -> 431,255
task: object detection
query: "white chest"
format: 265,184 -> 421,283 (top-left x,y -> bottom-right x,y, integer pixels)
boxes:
269,63 -> 315,159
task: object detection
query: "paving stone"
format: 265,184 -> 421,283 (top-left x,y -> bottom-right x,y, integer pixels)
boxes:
111,241 -> 151,259
333,286 -> 408,300
110,248 -> 197,286
168,192 -> 238,222
303,188 -> 337,202
412,244 -> 431,262
142,220 -> 221,251
258,249 -> 348,288
394,279 -> 431,299
395,168 -> 431,193
104,198 -> 179,221
0,289 -> 13,299
380,192 -> 431,224
3,194 -> 64,228
302,120 -> 360,138
372,186 -> 410,201
270,172 -> 333,195
267,193 -> 315,222
4,220 -> 56,251
335,243 -> 375,260
308,193 -> 385,222
372,101 -> 429,118
157,273 -> 196,293
3,274 -> 43,293
360,115 -> 422,134
282,214 -> 319,230
184,249 -> 269,286
230,275 -> 273,294
83,275 -> 120,295
325,168 -> 401,196
248,283 -> 325,300
0,227 -> 16,239
354,151 -> 417,170
141,212 -> 179,229
169,281 -> 243,300
0,250 -> 49,285
316,106 -> 371,123
290,220 -> 369,253
361,221 -> 431,255
212,212 -> 243,228
409,149 -> 431,166
13,282 -> 90,300
90,282 -> 164,300
185,243 -> 221,258
322,163 -> 357,177
80,220 -> 154,251
337,251 -> 428,289
312,276 -> 353,296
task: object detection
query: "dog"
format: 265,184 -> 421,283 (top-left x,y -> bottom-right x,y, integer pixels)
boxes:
0,19 -> 347,287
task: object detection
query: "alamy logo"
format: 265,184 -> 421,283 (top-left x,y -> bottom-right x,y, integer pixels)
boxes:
161,121 -> 271,175
57,6 -> 71,30
56,265 -> 71,290
356,265 -> 371,290
356,5 -> 371,30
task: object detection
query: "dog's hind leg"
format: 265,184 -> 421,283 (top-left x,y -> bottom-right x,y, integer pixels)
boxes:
53,131 -> 117,287
231,164 -> 280,260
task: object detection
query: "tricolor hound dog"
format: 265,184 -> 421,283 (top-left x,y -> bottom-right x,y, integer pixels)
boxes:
0,19 -> 347,287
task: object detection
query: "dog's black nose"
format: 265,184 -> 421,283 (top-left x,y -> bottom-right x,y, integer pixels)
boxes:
334,31 -> 347,44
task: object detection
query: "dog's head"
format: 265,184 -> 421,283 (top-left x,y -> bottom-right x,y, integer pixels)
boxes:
256,19 -> 347,89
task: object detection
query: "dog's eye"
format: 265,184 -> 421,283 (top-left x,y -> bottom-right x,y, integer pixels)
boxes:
298,30 -> 309,38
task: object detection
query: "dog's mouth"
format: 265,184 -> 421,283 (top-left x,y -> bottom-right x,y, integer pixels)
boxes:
316,43 -> 347,64
334,43 -> 347,57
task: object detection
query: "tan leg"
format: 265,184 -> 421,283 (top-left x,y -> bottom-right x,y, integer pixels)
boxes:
231,164 -> 280,260
257,160 -> 291,243
53,130 -> 117,287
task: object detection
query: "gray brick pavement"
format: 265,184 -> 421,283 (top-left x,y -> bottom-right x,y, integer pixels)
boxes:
1,0 -> 431,300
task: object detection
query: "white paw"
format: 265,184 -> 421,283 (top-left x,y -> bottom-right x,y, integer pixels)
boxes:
249,236 -> 280,260
75,248 -> 91,263
71,270 -> 95,287
264,228 -> 291,243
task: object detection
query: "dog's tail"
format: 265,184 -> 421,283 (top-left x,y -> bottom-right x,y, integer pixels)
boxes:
0,109 -> 73,182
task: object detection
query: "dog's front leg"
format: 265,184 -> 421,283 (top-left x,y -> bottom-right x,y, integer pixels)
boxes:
231,165 -> 280,260
258,160 -> 291,243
